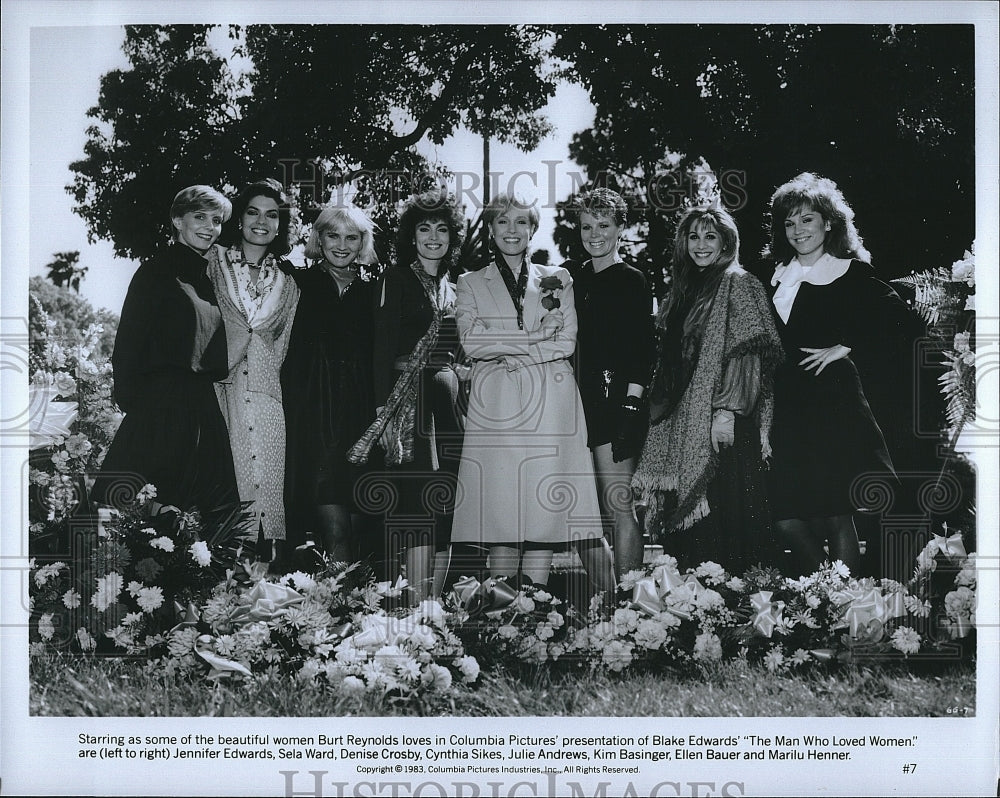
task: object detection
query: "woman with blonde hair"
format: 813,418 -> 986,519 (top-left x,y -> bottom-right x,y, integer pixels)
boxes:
451,191 -> 615,598
282,204 -> 379,563
94,185 -> 239,516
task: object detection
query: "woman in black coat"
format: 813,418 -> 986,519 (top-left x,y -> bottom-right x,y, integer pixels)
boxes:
93,185 -> 238,515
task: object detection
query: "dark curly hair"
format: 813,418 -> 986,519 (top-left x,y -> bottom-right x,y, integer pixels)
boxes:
395,187 -> 465,274
766,172 -> 871,266
219,178 -> 293,257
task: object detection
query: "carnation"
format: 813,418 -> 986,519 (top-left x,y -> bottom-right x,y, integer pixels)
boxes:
511,594 -> 536,614
189,541 -> 211,567
617,568 -> 646,591
890,626 -> 921,656
456,655 -> 480,683
633,619 -> 668,650
601,640 -> 634,672
694,561 -> 727,585
420,664 -> 452,691
498,625 -> 519,640
725,576 -> 746,592
693,632 -> 723,662
149,536 -> 175,552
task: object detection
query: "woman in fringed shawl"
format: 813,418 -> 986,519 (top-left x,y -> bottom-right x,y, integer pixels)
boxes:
632,204 -> 783,573
348,189 -> 466,603
209,179 -> 299,567
282,205 -> 379,566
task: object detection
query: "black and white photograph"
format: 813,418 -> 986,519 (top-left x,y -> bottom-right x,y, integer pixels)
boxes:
2,1 -> 997,796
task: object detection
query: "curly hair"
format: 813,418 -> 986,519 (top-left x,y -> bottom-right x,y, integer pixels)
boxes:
304,204 -> 378,265
219,178 -> 293,256
169,185 -> 231,240
571,187 -> 628,226
395,187 -> 466,273
766,172 -> 871,266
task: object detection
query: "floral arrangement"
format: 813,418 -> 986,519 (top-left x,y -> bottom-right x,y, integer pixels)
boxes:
892,245 -> 976,441
29,485 -> 251,655
31,515 -> 975,701
28,291 -> 121,536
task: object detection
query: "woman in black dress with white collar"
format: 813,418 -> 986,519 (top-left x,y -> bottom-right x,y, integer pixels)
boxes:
766,172 -> 909,576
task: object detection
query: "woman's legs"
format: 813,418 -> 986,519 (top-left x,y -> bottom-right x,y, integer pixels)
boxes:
573,537 -> 617,596
521,548 -> 553,585
405,544 -> 435,604
592,444 -> 642,578
431,549 -> 451,597
775,514 -> 861,576
486,544 -> 552,585
315,504 -> 356,563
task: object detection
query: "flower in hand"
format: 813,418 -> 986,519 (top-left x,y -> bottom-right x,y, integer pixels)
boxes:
539,275 -> 563,310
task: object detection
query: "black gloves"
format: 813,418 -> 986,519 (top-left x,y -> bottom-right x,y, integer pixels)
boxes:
612,394 -> 648,463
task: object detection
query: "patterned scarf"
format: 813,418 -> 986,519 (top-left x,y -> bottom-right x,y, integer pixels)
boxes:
632,267 -> 783,534
496,257 -> 528,329
224,246 -> 279,323
348,262 -> 450,466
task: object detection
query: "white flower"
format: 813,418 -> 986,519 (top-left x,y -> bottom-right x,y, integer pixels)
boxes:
535,623 -> 555,640
340,675 -> 368,696
122,612 -> 143,626
53,371 -> 77,396
415,599 -> 447,628
280,570 -> 315,592
651,553 -> 678,569
91,572 -> 123,612
546,610 -> 564,629
633,619 -> 668,650
189,541 -> 211,567
725,576 -> 746,592
511,594 -> 536,614
951,252 -> 975,286
455,655 -> 480,683
420,664 -> 453,691
694,561 -> 726,585
613,607 -> 640,633
890,626 -> 921,655
904,595 -> 931,617
136,484 -> 158,502
497,625 -> 519,640
149,536 -> 175,552
127,581 -> 144,597
763,647 -> 786,672
62,589 -> 81,609
964,294 -> 975,311
601,640 -> 634,672
38,613 -> 55,641
617,568 -> 646,591
141,527 -> 157,536
532,589 -> 553,603
693,632 -> 722,662
33,562 -> 67,588
829,560 -> 851,578
790,648 -> 811,666
136,586 -> 165,613
944,586 -> 976,619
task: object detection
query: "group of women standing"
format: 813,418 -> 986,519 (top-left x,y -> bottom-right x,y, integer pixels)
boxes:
95,169 -> 911,604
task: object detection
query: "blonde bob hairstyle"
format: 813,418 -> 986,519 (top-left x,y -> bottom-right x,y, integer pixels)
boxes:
304,205 -> 379,265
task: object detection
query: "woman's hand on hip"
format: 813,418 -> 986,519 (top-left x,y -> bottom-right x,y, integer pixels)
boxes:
799,344 -> 851,375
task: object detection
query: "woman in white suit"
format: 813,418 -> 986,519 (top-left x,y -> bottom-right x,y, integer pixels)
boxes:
451,192 -> 615,596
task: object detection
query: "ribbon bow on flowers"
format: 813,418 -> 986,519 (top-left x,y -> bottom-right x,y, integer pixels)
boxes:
335,601 -> 444,653
228,580 -> 304,627
930,529 -> 967,560
194,635 -> 252,680
630,565 -> 705,621
451,576 -> 519,619
749,591 -> 786,638
832,585 -> 905,643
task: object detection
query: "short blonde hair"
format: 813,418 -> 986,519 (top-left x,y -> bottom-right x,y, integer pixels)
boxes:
483,192 -> 539,233
169,185 -> 231,240
304,205 -> 378,265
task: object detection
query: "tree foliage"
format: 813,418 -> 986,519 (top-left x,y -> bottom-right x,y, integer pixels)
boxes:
29,276 -> 118,362
68,25 -> 558,263
551,25 -> 974,295
44,251 -> 88,292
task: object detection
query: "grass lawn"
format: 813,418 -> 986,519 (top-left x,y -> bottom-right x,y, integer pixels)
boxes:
29,652 -> 975,718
